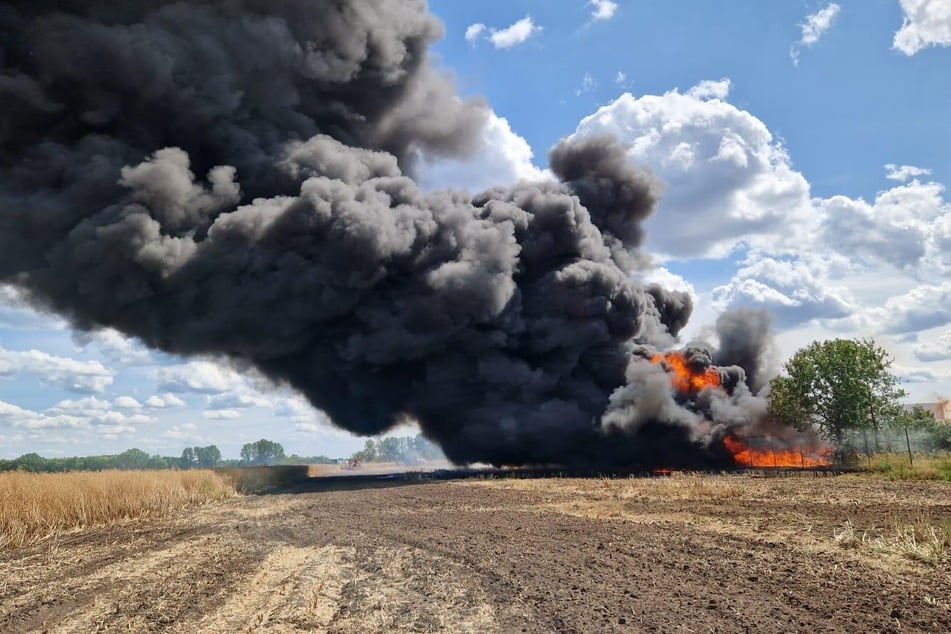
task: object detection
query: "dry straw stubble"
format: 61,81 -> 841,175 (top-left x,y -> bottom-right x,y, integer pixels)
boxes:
0,469 -> 234,550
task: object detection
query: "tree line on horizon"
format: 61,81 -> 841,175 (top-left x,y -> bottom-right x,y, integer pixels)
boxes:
0,434 -> 445,473
0,439 -> 336,473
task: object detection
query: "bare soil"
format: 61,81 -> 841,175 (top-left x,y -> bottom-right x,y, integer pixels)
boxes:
1,473 -> 949,633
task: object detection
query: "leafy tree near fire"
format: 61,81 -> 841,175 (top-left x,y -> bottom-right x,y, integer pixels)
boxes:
768,338 -> 905,445
897,406 -> 951,452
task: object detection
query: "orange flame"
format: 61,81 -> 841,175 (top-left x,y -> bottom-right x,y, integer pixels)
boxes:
723,434 -> 832,468
650,352 -> 721,393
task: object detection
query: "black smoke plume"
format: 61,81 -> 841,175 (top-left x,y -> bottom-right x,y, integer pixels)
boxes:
1,0 -> 777,467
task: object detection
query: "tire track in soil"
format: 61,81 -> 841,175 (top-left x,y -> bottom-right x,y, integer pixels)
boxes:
179,545 -> 352,633
0,498 -> 282,633
1,479 -> 949,633
46,534 -> 264,633
295,482 -> 951,634
1,534 -> 211,632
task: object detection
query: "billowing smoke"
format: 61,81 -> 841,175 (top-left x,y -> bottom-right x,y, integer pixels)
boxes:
2,0 -> 782,467
713,308 -> 777,394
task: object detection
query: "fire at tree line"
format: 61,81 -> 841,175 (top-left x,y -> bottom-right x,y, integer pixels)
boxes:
2,337 -> 949,474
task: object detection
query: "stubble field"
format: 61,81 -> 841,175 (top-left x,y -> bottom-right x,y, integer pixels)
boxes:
1,471 -> 949,633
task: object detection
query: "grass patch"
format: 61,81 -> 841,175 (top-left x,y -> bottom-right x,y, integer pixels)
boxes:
865,453 -> 951,482
0,469 -> 234,550
835,518 -> 951,564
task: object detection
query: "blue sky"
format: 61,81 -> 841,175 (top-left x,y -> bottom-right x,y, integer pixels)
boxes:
430,1 -> 951,195
2,0 -> 950,460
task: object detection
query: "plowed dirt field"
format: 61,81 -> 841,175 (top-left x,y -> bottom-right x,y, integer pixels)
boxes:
2,473 -> 949,633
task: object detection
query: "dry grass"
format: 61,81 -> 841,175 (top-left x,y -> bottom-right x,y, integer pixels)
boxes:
215,465 -> 310,492
0,469 -> 235,550
835,518 -> 951,564
470,472 -> 758,502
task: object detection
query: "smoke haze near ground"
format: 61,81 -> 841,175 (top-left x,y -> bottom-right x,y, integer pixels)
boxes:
1,0 -> 782,467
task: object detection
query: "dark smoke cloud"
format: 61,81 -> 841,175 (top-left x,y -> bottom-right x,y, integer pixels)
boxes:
713,308 -> 777,394
1,0 -> 776,467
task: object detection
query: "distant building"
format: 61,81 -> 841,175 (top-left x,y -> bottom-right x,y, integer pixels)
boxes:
903,399 -> 950,423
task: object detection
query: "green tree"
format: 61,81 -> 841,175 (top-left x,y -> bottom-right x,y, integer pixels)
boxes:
377,437 -> 401,461
180,447 -> 196,468
146,454 -> 175,469
13,453 -> 46,472
115,448 -> 151,470
239,439 -> 285,465
350,438 -> 378,463
194,445 -> 221,467
897,406 -> 951,454
768,338 -> 905,445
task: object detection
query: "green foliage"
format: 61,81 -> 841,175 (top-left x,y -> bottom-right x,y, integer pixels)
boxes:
1,438 -> 345,473
767,338 -> 905,444
351,438 -> 377,463
239,438 -> 286,466
0,450 -> 179,473
180,445 -> 222,468
115,448 -> 150,470
349,434 -> 443,464
0,441 -> 332,472
897,407 -> 951,452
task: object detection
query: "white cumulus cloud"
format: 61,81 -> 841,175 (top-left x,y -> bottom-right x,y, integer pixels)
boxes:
156,360 -> 245,394
417,110 -> 546,192
914,329 -> 951,361
114,396 -> 143,410
862,282 -> 951,334
71,328 -> 154,365
464,17 -> 541,49
819,177 -> 950,272
589,0 -> 619,21
1,397 -> 151,433
145,393 -> 187,409
686,78 -> 732,100
0,285 -> 67,331
894,0 -> 951,55
791,3 -> 842,66
0,346 -> 114,393
637,267 -> 696,299
573,80 -> 814,259
712,254 -> 855,328
206,390 -> 272,410
489,16 -> 542,49
465,23 -> 486,43
885,163 -> 933,182
163,423 -> 202,442
202,409 -> 240,420
570,77 -> 951,370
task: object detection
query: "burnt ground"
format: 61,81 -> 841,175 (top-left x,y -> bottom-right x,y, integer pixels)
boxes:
1,473 -> 949,633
